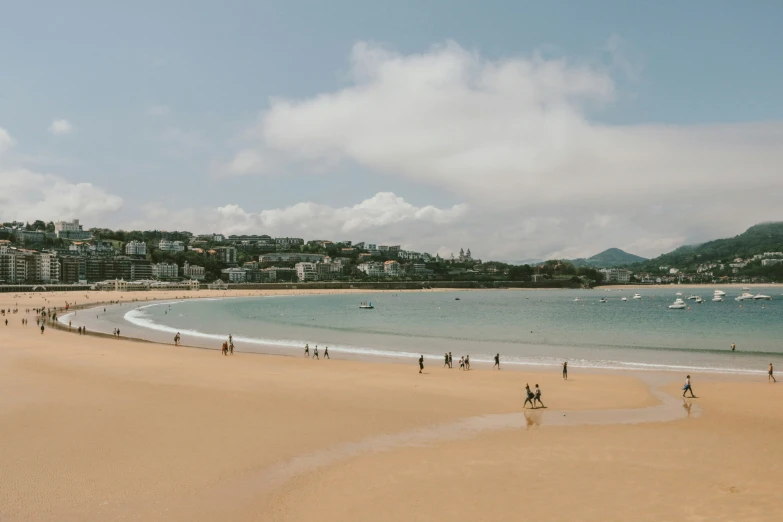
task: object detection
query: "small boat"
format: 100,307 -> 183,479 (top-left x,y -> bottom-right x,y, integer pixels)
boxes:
359,301 -> 374,309
742,287 -> 750,291
455,297 -> 461,301
599,298 -> 607,303
669,298 -> 687,310
713,290 -> 726,297
687,295 -> 699,301
694,297 -> 704,304
712,296 -> 723,302
753,294 -> 772,300
735,293 -> 755,302
632,293 -> 642,299
621,297 -> 627,301
574,298 -> 581,302
675,292 -> 683,296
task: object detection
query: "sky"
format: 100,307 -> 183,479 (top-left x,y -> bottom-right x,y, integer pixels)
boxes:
1,0 -> 783,261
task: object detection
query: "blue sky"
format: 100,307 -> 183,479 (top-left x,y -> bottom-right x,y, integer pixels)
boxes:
2,1 -> 782,259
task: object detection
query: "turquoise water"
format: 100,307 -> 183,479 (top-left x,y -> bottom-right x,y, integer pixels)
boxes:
79,289 -> 783,374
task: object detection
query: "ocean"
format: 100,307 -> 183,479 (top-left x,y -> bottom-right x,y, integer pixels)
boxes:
68,288 -> 783,375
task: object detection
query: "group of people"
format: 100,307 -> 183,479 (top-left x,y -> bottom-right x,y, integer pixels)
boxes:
221,334 -> 234,356
523,383 -> 545,408
303,343 -> 329,359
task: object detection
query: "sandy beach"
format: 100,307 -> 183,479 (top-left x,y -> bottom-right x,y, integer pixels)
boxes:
1,289 -> 782,521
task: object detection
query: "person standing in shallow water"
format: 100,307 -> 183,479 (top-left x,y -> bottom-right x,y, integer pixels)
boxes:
562,361 -> 568,380
418,355 -> 424,374
682,375 -> 695,397
444,352 -> 449,368
448,352 -> 453,368
313,346 -> 319,359
494,353 -> 500,369
323,346 -> 329,359
304,344 -> 309,357
731,343 -> 736,352
769,363 -> 776,383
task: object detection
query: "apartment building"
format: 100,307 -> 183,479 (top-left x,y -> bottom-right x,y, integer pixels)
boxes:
125,240 -> 147,256
151,262 -> 179,280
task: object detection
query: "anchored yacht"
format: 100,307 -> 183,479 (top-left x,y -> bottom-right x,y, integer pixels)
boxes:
753,294 -> 772,300
735,293 -> 755,302
632,293 -> 642,299
669,298 -> 687,310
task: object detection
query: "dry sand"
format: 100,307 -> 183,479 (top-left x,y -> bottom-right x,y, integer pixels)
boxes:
1,290 -> 781,521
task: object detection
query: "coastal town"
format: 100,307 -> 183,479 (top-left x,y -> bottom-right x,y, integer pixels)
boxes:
2,218 -> 783,287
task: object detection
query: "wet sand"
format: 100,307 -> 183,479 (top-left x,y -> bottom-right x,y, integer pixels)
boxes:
1,290 -> 781,521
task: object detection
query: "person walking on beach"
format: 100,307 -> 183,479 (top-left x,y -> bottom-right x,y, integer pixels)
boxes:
448,352 -> 453,368
465,355 -> 470,371
562,361 -> 568,380
174,332 -> 180,346
494,353 -> 500,369
444,352 -> 450,368
534,384 -> 545,408
418,355 -> 424,374
221,341 -> 228,356
40,324 -> 44,334
524,384 -> 535,408
116,328 -> 120,338
682,375 -> 695,397
313,346 -> 319,359
304,344 -> 310,357
323,346 -> 329,359
459,356 -> 465,370
769,363 -> 776,383
229,340 -> 234,355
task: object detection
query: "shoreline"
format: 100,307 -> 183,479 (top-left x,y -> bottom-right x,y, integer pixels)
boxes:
50,290 -> 775,379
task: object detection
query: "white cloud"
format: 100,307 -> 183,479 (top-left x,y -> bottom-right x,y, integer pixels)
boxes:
48,119 -> 74,135
132,192 -> 467,248
219,40 -> 783,259
0,126 -> 123,222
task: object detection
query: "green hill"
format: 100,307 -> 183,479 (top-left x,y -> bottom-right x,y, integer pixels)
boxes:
571,248 -> 647,268
635,222 -> 783,272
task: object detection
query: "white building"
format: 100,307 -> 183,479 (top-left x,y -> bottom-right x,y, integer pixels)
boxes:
599,268 -> 632,283
54,219 -> 91,240
151,262 -> 179,280
296,262 -> 318,282
35,251 -> 56,283
221,267 -> 247,283
384,260 -> 401,276
125,240 -> 147,256
158,239 -> 185,253
182,261 -> 205,280
357,262 -> 384,277
761,259 -> 783,267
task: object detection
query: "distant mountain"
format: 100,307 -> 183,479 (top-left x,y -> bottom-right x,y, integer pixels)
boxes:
636,222 -> 783,271
571,248 -> 647,268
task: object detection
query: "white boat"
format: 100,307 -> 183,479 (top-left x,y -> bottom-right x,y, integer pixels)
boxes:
694,297 -> 704,304
574,298 -> 581,302
735,293 -> 755,302
669,298 -> 687,309
687,295 -> 699,300
359,301 -> 374,309
621,297 -> 627,301
753,294 -> 772,300
599,298 -> 607,303
675,292 -> 683,296
632,293 -> 642,299
742,287 -> 750,291
712,296 -> 723,302
713,290 -> 726,297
